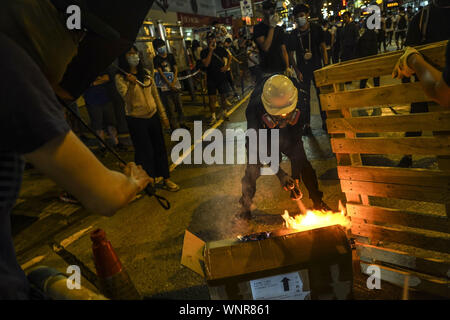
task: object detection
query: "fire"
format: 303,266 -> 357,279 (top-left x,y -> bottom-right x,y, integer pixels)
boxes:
281,208 -> 350,232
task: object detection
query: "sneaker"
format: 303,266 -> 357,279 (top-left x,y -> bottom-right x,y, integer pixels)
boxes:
208,114 -> 217,126
162,179 -> 180,192
312,200 -> 332,211
398,155 -> 413,168
59,192 -> 79,204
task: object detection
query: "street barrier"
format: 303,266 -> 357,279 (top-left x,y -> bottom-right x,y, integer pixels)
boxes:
314,40 -> 450,298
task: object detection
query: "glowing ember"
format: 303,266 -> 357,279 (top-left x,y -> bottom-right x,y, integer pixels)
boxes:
281,209 -> 350,232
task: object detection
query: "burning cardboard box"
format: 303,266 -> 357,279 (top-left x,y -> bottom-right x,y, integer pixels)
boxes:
181,209 -> 353,300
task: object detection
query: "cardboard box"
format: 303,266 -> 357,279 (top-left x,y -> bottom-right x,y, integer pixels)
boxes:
181,225 -> 353,300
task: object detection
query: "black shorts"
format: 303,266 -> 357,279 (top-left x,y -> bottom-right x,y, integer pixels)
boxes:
396,30 -> 406,40
207,77 -> 229,96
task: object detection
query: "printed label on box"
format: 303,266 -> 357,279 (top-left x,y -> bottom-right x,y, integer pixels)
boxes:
250,271 -> 310,300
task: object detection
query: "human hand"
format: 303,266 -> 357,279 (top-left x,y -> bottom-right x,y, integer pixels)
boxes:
122,162 -> 152,193
392,46 -> 420,79
162,117 -> 171,130
220,66 -> 228,72
296,71 -> 303,82
269,14 -> 280,28
126,73 -> 138,84
284,67 -> 296,78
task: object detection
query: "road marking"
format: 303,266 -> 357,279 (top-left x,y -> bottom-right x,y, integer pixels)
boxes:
169,90 -> 252,172
59,226 -> 94,248
21,255 -> 46,271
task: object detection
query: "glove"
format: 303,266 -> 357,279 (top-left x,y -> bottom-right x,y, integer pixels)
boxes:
284,67 -> 296,78
280,175 -> 303,200
392,46 -> 420,79
269,14 -> 280,28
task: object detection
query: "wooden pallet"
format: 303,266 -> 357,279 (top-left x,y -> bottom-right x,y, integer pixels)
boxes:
314,40 -> 450,298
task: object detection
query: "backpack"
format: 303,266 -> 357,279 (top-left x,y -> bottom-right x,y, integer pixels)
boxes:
398,14 -> 407,29
386,17 -> 392,29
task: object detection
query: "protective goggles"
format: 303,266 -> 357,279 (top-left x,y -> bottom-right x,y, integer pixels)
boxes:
262,109 -> 301,128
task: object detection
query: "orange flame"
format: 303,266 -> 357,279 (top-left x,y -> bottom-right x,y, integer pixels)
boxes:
281,208 -> 350,232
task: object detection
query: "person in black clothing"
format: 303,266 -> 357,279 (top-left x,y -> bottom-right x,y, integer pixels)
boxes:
397,0 -> 450,167
238,75 -> 330,220
153,38 -> 187,130
0,0 -> 151,299
377,14 -> 387,53
356,19 -> 382,117
330,16 -> 342,64
288,3 -> 329,134
385,13 -> 395,46
253,0 -> 290,77
322,20 -> 333,63
339,11 -> 359,62
200,32 -> 231,125
357,20 -> 380,89
395,7 -> 409,50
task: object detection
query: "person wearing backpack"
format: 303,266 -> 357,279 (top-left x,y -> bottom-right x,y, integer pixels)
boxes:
395,7 -> 409,50
385,13 -> 394,47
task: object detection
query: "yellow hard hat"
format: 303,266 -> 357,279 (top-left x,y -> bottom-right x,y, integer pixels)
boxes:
261,75 -> 298,116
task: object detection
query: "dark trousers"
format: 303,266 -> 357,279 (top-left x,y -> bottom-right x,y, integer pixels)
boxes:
158,89 -> 185,129
386,31 -> 394,45
249,65 -> 263,84
126,115 -> 170,179
332,45 -> 340,64
301,70 -> 327,129
240,135 -> 323,210
403,76 -> 428,137
378,33 -> 386,53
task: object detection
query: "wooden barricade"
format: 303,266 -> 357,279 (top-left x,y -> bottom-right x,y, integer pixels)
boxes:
314,40 -> 450,298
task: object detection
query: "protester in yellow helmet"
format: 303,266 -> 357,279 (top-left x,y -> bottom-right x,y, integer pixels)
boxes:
238,75 -> 330,220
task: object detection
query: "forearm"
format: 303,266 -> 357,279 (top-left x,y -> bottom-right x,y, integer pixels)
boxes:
282,45 -> 289,70
259,29 -> 275,52
408,54 -> 450,106
321,43 -> 329,65
25,131 -> 140,216
289,51 -> 299,73
203,51 -> 213,67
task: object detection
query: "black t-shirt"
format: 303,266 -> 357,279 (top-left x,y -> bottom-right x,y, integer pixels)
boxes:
0,33 -> 70,299
443,40 -> 450,87
405,5 -> 450,46
253,23 -> 287,74
288,23 -> 325,73
200,46 -> 229,83
153,53 -> 177,73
